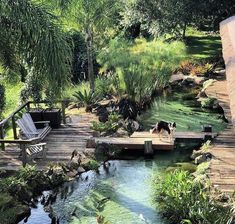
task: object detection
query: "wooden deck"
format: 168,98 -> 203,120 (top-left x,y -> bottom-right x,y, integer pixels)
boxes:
0,114 -> 97,171
206,77 -> 235,193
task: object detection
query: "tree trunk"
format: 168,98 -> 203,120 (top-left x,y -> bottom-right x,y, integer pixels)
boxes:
86,27 -> 95,92
182,21 -> 187,39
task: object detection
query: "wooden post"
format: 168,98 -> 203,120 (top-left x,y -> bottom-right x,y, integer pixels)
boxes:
12,116 -> 18,139
0,125 -> 5,150
21,144 -> 27,167
61,101 -> 66,124
26,102 -> 30,112
144,139 -> 153,155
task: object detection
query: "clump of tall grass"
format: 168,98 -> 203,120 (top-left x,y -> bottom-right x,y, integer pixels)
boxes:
98,38 -> 186,104
62,81 -> 90,100
153,170 -> 233,224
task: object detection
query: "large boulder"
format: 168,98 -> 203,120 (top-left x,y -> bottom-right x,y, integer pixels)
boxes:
126,119 -> 141,133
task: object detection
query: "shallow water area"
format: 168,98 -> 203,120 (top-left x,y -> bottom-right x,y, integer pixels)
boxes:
140,93 -> 227,132
22,150 -> 191,224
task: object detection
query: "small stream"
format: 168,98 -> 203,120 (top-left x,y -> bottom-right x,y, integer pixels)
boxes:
20,93 -> 227,224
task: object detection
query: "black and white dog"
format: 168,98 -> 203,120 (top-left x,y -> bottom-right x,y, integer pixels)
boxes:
150,121 -> 176,141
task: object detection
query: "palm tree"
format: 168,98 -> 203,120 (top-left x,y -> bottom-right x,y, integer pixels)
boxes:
58,0 -> 119,92
0,0 -> 72,95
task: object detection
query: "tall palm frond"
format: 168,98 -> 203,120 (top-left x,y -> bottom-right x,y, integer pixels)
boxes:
0,0 -> 72,95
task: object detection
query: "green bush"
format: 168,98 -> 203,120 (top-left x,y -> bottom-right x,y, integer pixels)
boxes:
153,170 -> 233,224
82,159 -> 100,171
73,89 -> 100,111
201,97 -> 217,108
98,38 -> 186,103
0,193 -> 27,224
91,113 -> 120,133
95,75 -> 120,97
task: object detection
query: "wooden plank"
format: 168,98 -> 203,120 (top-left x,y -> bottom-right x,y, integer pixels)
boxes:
130,131 -> 217,140
94,137 -> 174,150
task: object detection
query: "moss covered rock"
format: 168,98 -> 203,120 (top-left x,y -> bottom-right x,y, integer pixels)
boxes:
82,159 -> 100,171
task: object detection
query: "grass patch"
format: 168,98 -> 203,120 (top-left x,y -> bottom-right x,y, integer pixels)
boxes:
2,81 -> 23,118
186,30 -> 222,60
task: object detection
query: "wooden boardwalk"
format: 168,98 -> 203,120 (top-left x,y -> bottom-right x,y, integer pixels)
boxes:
206,77 -> 235,193
0,114 -> 97,171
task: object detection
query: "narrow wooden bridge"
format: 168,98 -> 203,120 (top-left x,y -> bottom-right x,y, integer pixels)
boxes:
92,131 -> 217,153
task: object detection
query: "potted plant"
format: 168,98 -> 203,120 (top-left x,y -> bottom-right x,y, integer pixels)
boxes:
42,108 -> 61,128
42,91 -> 61,128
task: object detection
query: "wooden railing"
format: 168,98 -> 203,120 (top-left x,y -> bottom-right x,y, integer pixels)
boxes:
0,100 -> 69,150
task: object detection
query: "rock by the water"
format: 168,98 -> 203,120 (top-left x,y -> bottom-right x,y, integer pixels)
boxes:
126,119 -> 141,133
77,166 -> 86,174
195,154 -> 207,164
111,127 -> 129,137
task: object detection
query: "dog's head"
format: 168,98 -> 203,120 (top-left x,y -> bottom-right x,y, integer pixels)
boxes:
169,122 -> 176,132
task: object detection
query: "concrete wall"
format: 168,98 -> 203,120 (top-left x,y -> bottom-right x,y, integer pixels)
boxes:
220,16 -> 235,126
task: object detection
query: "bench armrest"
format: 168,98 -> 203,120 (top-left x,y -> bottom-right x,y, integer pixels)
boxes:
28,142 -> 47,147
34,121 -> 50,124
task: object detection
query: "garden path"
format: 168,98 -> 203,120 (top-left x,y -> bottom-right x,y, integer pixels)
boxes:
206,76 -> 235,193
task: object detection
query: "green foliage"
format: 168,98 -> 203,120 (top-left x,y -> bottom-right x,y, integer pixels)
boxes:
73,89 -> 99,108
1,80 -> 23,118
200,140 -> 211,152
201,97 -> 217,108
62,82 -> 90,100
120,0 -> 234,38
82,159 -> 100,171
195,162 -> 210,176
98,38 -> 186,103
166,162 -> 197,173
153,170 -> 233,224
186,33 -> 222,59
95,75 -> 120,97
91,113 -> 120,133
0,193 -> 26,224
0,0 -> 72,96
179,60 -> 214,76
17,165 -> 38,181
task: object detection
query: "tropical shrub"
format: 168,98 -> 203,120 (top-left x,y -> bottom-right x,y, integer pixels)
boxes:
98,38 -> 186,103
153,170 -> 233,224
190,63 -> 214,76
73,89 -> 99,111
91,113 -> 120,133
201,97 -> 217,108
179,60 -> 214,77
82,159 -> 100,171
179,60 -> 195,75
0,192 -> 28,224
95,75 -> 120,97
